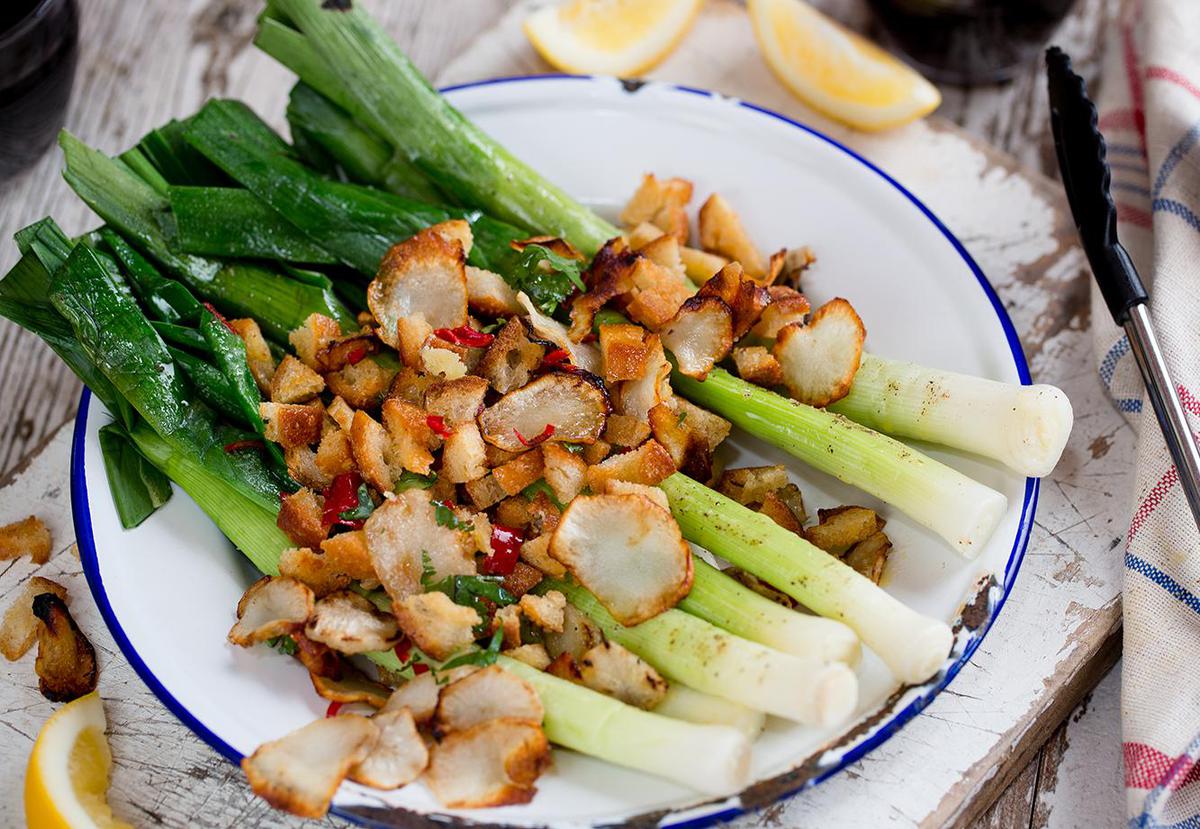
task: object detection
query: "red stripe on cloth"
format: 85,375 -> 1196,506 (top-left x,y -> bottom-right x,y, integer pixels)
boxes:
1128,467 -> 1179,542
1125,742 -> 1200,790
1176,385 -> 1200,418
1100,109 -> 1141,131
1118,201 -> 1154,228
1122,22 -> 1147,152
1148,66 -> 1200,102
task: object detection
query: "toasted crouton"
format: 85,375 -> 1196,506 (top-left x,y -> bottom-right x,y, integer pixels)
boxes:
696,261 -> 771,339
624,258 -> 694,331
425,376 -> 488,425
518,534 -> 567,578
502,561 -> 545,599
603,414 -> 652,448
326,396 -> 355,432
636,233 -> 687,281
381,399 -> 435,476
464,474 -> 507,511
314,428 -> 355,480
732,346 -> 784,387
598,324 -> 652,383
326,359 -> 395,410
492,449 -> 544,497
289,313 -> 342,370
442,422 -> 489,484
759,491 -> 805,535
504,643 -> 551,671
844,530 -> 892,584
619,174 -> 693,243
585,439 -> 676,493
467,266 -> 522,316
277,488 -> 326,548
698,193 -> 766,278
271,355 -> 325,404
679,245 -> 728,283
369,229 -> 468,348
541,444 -> 588,504
319,530 -> 376,581
420,344 -> 469,380
672,398 -> 731,451
0,516 -> 51,564
615,334 -> 672,421
229,318 -> 276,394
807,506 -> 883,556
285,446 -> 333,491
716,466 -> 790,507
278,547 -> 352,598
394,313 -> 434,369
582,440 -> 612,465
392,592 -> 479,661
477,318 -> 543,395
647,403 -> 713,481
261,402 -> 324,449
519,590 -> 565,633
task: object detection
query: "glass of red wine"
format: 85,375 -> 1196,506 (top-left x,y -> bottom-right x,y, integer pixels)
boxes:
865,0 -> 1076,85
0,0 -> 79,182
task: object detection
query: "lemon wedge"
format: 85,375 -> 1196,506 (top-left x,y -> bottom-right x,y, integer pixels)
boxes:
25,692 -> 133,829
524,0 -> 702,76
748,0 -> 940,131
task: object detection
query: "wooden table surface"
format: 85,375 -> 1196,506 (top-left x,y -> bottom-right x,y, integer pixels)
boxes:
0,1 -> 1125,827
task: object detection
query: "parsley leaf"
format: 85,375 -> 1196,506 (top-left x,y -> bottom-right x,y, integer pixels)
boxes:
521,478 -> 565,510
439,628 -> 504,672
425,571 -> 517,635
339,483 -> 375,522
420,550 -> 438,589
511,244 -> 586,316
395,470 -> 436,492
434,500 -> 474,532
267,635 -> 297,656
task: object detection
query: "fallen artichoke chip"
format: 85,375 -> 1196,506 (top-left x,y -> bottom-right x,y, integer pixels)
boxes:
660,295 -> 734,381
392,591 -> 480,661
349,709 -> 429,789
368,229 -> 468,347
227,577 -> 314,647
242,714 -> 376,819
310,670 -> 391,709
774,297 -> 866,408
550,493 -> 693,625
32,592 -> 97,702
479,372 -> 609,452
381,671 -> 441,723
424,718 -> 551,809
1,576 -> 67,661
434,665 -> 544,734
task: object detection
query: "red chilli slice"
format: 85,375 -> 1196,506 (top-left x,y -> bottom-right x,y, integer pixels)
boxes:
393,637 -> 412,665
426,414 -> 453,439
322,472 -> 365,528
223,439 -> 264,453
203,302 -> 236,333
481,524 -> 523,576
325,701 -> 343,718
433,325 -> 495,348
346,345 -> 368,366
412,663 -> 430,676
514,424 -> 555,447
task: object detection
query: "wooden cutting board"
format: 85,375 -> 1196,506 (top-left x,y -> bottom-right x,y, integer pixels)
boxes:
0,1 -> 1129,827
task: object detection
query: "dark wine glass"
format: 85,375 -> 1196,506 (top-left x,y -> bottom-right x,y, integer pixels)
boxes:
865,0 -> 1077,86
0,0 -> 79,182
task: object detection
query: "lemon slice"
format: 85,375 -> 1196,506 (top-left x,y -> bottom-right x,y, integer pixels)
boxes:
524,0 -> 702,76
748,0 -> 941,131
25,692 -> 133,829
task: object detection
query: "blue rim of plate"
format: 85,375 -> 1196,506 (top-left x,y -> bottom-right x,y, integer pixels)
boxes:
73,74 -> 1039,829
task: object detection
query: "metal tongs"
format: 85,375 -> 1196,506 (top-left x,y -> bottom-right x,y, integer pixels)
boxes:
1046,46 -> 1200,531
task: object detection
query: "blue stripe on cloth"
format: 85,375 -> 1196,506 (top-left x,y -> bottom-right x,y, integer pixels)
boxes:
1125,552 -> 1200,617
1101,337 -> 1132,385
1152,121 -> 1200,198
1152,198 -> 1200,232
1131,731 -> 1200,829
1114,181 -> 1153,198
1119,398 -> 1146,413
1113,160 -> 1156,175
1109,143 -> 1147,157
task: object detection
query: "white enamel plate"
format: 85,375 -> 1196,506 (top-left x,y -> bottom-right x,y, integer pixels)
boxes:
74,77 -> 1036,828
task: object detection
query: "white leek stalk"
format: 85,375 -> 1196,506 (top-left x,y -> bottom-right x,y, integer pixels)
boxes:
673,367 -> 1006,556
652,684 -> 766,738
500,657 -> 752,796
661,473 -> 954,685
554,581 -> 859,727
829,354 -> 1074,478
682,558 -> 861,666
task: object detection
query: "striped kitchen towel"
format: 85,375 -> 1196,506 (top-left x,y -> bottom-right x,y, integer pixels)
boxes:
1092,0 -> 1200,825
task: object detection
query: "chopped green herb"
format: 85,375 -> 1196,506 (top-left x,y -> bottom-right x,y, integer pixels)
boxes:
520,479 -> 565,510
395,470 -> 436,491
267,635 -> 297,656
439,628 -> 504,672
425,572 -> 517,635
480,318 -> 506,335
511,244 -> 586,316
339,482 -> 375,521
677,410 -> 688,426
420,550 -> 437,589
563,443 -> 585,454
434,500 -> 474,532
